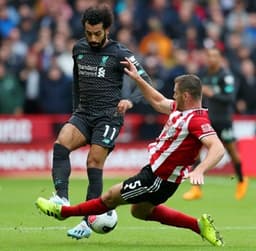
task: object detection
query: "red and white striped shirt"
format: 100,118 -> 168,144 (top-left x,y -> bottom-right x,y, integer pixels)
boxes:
148,105 -> 216,183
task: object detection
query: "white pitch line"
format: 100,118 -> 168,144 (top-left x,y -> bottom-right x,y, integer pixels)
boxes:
0,226 -> 256,231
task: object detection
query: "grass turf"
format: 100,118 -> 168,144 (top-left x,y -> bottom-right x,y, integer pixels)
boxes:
0,175 -> 255,251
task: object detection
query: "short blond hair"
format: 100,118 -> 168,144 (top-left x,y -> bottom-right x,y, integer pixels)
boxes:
174,74 -> 202,100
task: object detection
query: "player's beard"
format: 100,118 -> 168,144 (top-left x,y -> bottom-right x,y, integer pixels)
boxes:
88,32 -> 107,51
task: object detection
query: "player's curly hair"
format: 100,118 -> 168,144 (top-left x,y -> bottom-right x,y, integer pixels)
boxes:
81,4 -> 113,29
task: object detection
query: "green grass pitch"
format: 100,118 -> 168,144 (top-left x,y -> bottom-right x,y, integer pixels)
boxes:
0,175 -> 255,251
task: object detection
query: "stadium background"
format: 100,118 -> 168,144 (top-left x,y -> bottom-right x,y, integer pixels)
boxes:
0,0 -> 256,177
1,2 -> 256,250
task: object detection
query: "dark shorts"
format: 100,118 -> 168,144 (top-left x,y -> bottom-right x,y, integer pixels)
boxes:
121,165 -> 179,205
68,110 -> 123,150
212,121 -> 236,143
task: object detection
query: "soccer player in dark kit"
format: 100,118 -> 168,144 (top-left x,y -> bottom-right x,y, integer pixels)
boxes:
49,4 -> 152,239
36,59 -> 225,247
183,48 -> 248,201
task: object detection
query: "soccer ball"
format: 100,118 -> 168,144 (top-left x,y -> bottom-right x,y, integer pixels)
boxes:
87,210 -> 118,234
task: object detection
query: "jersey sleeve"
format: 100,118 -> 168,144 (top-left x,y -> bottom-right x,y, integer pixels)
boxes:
188,114 -> 216,140
170,100 -> 176,112
72,43 -> 80,111
118,44 -> 153,103
72,61 -> 80,111
212,72 -> 236,104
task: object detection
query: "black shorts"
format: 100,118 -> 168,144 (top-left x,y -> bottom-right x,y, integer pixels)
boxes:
121,165 -> 179,205
212,121 -> 236,143
68,110 -> 123,150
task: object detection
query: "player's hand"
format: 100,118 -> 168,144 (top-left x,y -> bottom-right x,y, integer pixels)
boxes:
202,86 -> 214,97
121,57 -> 140,81
117,99 -> 133,114
186,169 -> 205,185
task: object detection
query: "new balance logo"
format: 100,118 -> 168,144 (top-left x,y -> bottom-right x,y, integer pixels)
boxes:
97,67 -> 105,77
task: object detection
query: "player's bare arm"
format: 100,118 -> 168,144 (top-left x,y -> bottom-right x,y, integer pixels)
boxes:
121,58 -> 173,115
187,134 -> 225,185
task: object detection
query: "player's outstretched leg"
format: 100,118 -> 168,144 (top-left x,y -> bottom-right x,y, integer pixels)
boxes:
198,214 -> 224,247
35,197 -> 65,220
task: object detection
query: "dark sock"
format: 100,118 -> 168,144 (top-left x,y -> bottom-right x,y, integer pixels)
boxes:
146,205 -> 200,234
83,168 -> 103,221
86,168 -> 103,200
234,163 -> 243,182
61,198 -> 109,218
52,143 -> 71,199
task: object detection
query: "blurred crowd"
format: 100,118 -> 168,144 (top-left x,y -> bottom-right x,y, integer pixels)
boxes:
0,0 -> 256,116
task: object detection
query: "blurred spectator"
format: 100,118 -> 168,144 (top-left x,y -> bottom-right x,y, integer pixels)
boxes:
39,64 -> 72,114
0,0 -> 19,25
173,0 -> 205,45
242,13 -> 256,50
69,0 -> 98,39
219,0 -> 235,16
19,51 -> 41,114
39,0 -> 73,30
8,28 -> 28,70
224,31 -> 244,75
178,24 -> 203,52
114,6 -> 134,34
0,0 -> 255,118
116,27 -> 138,53
138,18 -> 173,67
133,0 -> 176,41
203,22 -> 225,52
0,62 -> 24,114
138,113 -> 162,141
162,48 -> 189,98
131,53 -> 166,115
32,26 -> 54,71
0,39 -> 22,74
18,3 -> 39,46
225,0 -> 248,33
0,1 -> 16,39
207,1 -> 226,29
236,59 -> 256,115
55,36 -> 75,79
132,54 -> 166,139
